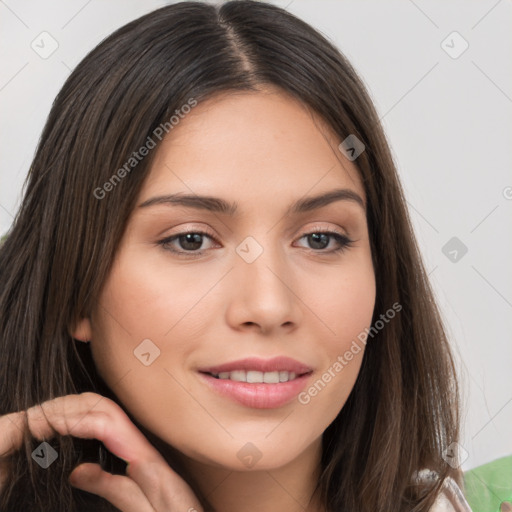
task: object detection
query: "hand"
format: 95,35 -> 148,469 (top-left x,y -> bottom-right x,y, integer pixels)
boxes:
0,392 -> 204,512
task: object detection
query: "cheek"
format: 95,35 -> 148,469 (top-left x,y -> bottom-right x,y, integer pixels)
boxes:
92,246 -> 214,352
88,248 -> 218,413
307,254 -> 376,346
88,257 -> 202,445
297,257 -> 375,412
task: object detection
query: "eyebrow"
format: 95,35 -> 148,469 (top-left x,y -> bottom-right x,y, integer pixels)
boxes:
138,188 -> 366,215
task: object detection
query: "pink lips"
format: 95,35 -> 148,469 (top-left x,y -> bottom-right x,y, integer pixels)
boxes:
197,356 -> 313,409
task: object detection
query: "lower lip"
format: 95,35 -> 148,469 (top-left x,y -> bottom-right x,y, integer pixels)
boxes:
198,372 -> 311,409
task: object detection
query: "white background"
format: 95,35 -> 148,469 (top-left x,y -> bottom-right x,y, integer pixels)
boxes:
0,0 -> 511,472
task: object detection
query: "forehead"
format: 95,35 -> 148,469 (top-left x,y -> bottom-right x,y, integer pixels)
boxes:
141,88 -> 365,206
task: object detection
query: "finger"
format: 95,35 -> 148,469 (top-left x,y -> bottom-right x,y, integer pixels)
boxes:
28,393 -> 203,511
0,393 -> 153,464
69,463 -> 154,512
26,392 -> 158,463
126,459 -> 204,512
0,411 -> 25,456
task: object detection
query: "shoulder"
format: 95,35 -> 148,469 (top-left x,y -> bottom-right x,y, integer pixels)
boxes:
415,469 -> 473,512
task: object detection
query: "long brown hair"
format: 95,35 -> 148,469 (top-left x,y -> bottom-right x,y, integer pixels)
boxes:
0,1 -> 461,510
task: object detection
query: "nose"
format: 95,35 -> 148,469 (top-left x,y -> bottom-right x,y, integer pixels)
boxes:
225,239 -> 303,336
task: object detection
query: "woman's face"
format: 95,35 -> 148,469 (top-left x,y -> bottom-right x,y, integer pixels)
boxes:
77,88 -> 376,472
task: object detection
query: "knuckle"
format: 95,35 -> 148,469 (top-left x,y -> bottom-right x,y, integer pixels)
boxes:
0,412 -> 25,455
27,404 -> 51,437
90,411 -> 109,435
78,410 -> 110,439
79,392 -> 104,409
78,392 -> 120,417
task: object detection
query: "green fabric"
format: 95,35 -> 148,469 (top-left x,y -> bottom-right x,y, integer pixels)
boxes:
464,455 -> 512,512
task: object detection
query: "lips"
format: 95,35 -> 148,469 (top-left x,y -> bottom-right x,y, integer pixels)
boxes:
197,356 -> 313,376
197,356 -> 314,408
198,372 -> 312,409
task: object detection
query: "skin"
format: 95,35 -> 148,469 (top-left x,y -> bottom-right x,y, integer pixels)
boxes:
0,393 -> 204,512
65,86 -> 377,511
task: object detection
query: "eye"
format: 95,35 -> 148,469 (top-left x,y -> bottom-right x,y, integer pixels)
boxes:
158,230 -> 218,256
295,230 -> 354,254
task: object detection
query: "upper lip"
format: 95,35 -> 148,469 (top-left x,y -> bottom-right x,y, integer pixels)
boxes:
198,356 -> 313,375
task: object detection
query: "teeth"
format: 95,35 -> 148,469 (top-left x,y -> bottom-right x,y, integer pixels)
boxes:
247,371 -> 263,383
211,370 -> 299,383
263,371 -> 280,384
230,370 -> 246,382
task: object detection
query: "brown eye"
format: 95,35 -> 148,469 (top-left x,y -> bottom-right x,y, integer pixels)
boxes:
158,231 -> 218,255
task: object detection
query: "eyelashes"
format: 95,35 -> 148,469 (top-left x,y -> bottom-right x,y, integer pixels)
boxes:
158,231 -> 216,256
299,231 -> 354,253
157,228 -> 355,258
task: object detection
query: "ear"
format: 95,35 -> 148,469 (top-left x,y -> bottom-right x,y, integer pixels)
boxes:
70,317 -> 93,343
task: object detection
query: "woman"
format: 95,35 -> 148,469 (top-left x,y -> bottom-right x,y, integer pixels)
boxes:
0,1 -> 472,511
